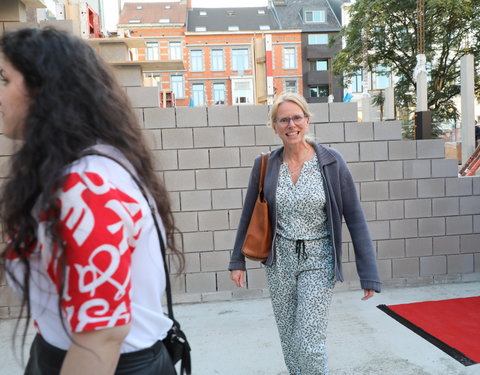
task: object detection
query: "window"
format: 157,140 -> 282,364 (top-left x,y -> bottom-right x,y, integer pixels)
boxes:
192,83 -> 205,106
257,9 -> 265,14
310,59 -> 328,71
351,69 -> 363,93
232,78 -> 253,104
129,19 -> 141,23
165,5 -> 171,9
199,11 -> 207,16
308,34 -> 328,45
228,26 -> 239,31
146,41 -> 158,60
374,65 -> 391,89
211,49 -> 224,71
285,79 -> 297,93
283,47 -> 296,69
304,10 -> 326,23
310,85 -> 329,98
213,83 -> 226,105
169,41 -> 182,60
259,25 -> 270,30
136,5 -> 143,10
171,75 -> 184,98
231,48 -> 249,71
159,18 -> 170,23
195,26 -> 206,32
190,50 -> 203,71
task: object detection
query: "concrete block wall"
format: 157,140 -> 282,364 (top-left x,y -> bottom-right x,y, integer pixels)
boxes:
1,93 -> 480,315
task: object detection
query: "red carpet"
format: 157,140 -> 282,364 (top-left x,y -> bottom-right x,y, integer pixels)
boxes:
378,296 -> 480,366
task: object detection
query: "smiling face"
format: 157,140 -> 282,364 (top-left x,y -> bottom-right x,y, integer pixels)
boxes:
273,100 -> 310,147
0,56 -> 31,139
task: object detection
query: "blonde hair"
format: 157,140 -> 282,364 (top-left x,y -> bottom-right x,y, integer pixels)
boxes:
267,92 -> 313,129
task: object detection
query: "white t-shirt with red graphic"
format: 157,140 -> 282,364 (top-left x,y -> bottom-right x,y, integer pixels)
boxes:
7,152 -> 172,353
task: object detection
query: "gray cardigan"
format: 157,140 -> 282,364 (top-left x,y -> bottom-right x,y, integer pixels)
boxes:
228,142 -> 381,293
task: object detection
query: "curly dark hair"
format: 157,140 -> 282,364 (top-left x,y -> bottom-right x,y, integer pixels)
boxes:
0,27 -> 183,341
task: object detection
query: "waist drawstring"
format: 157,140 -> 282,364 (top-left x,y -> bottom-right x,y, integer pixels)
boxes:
295,240 -> 308,261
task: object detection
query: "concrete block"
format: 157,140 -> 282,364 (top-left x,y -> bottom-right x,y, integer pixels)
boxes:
389,180 -> 417,199
176,106 -> 207,127
196,169 -> 227,189
420,256 -> 446,276
433,236 -> 460,255
134,108 -> 144,126
182,231 -> 214,253
255,126 -> 281,146
210,148 -> 241,168
240,147 -> 270,167
393,258 -> 420,277
238,105 -> 269,125
329,102 -> 357,122
142,129 -> 162,150
178,149 -> 209,169
126,86 -> 159,108
225,126 -> 255,147
367,220 -> 390,240
227,168 -> 251,188
0,135 -> 17,155
388,140 -> 416,160
212,189 -> 243,209
460,234 -> 480,253
193,127 -> 225,148
169,192 -> 180,211
476,254 -> 480,273
173,212 -> 198,232
472,176 -> 480,194
152,150 -> 178,170
359,141 -> 388,161
331,143 -> 359,162
345,122 -> 373,142
172,292 -> 202,304
163,170 -> 195,191
404,199 -> 432,218
198,210 -> 229,231
162,128 -> 193,149
213,230 -> 236,250
144,107 -> 175,129
170,274 -> 186,294
377,259 -> 393,280
376,200 -> 404,220
418,178 -> 445,198
416,139 -> 445,159
373,121 -> 402,140
377,239 -> 405,259
403,159 -> 431,179
390,219 -> 418,239
447,254 -> 474,274
309,103 -> 330,123
406,237 -> 432,257
446,215 -> 472,235
375,161 -> 403,180
431,159 -> 459,178
217,271 -> 237,292
360,181 -> 389,201
183,253 -> 201,273
361,201 -> 376,221
432,197 -> 459,216
200,251 -> 231,272
207,105 -> 239,126
418,217 -> 445,236
113,66 -> 143,87
246,268 -> 267,289
446,177 -> 472,196
460,196 -> 480,215
229,209 -> 242,229
314,123 -> 345,143
475,215 -> 480,233
202,290 -> 234,302
180,191 -> 212,211
186,272 -> 216,293
346,162 -> 374,182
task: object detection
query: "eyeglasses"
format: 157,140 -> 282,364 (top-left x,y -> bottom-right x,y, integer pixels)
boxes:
275,115 -> 307,126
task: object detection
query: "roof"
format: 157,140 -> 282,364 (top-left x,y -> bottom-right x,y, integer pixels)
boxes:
187,7 -> 279,32
119,2 -> 186,26
272,0 -> 343,32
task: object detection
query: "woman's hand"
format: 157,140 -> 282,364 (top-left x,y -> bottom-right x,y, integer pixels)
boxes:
361,289 -> 375,301
230,270 -> 247,287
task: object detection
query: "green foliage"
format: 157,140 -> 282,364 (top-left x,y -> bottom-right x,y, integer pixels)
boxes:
333,0 -> 480,134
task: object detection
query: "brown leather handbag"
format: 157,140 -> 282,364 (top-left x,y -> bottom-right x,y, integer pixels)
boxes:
241,153 -> 272,261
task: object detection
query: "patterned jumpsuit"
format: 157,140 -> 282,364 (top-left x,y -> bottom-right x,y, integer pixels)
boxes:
265,154 -> 335,375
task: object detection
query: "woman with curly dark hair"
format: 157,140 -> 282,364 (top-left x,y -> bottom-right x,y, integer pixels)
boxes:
0,27 -> 183,375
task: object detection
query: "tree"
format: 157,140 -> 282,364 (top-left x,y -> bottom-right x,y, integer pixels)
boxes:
333,0 -> 480,133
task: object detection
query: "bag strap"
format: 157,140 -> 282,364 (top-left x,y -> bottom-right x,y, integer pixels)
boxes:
81,150 -> 176,321
259,152 -> 270,198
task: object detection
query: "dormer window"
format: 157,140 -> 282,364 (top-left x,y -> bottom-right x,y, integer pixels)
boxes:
257,9 -> 265,15
304,10 -> 326,23
259,25 -> 270,30
227,11 -> 235,16
200,11 -> 207,16
136,5 -> 143,10
165,5 -> 171,9
195,26 -> 207,32
228,26 -> 239,31
159,18 -> 170,23
129,19 -> 141,23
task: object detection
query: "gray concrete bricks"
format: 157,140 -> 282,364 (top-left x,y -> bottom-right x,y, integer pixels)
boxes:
309,103 -> 329,123
314,123 -> 345,143
329,102 -> 357,122
239,105 -> 269,125
176,107 -> 207,127
207,106 -> 238,126
345,122 -> 373,142
126,86 -> 159,108
373,121 -> 402,140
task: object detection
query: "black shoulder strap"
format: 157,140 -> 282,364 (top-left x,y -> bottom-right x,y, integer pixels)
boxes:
81,150 -> 176,321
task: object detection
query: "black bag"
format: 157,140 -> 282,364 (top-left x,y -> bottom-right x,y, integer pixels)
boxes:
83,150 -> 191,375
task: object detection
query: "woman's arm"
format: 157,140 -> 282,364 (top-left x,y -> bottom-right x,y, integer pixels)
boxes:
60,324 -> 130,375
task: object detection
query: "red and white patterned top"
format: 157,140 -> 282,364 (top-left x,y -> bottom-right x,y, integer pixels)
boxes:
6,151 -> 172,352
